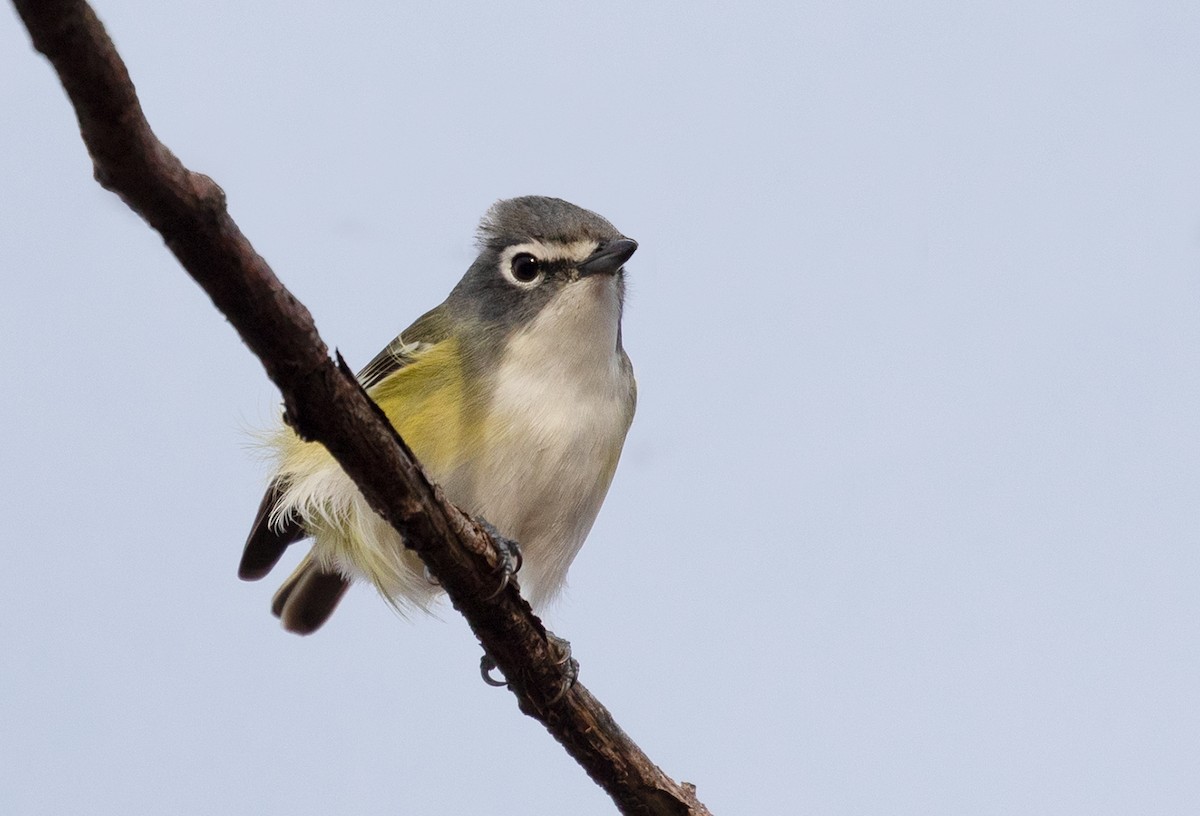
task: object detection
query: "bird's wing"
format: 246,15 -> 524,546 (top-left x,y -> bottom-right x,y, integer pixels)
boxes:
238,478 -> 309,580
356,305 -> 452,390
238,304 -> 452,582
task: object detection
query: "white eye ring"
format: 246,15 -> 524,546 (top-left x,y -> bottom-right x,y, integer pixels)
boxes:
502,252 -> 544,288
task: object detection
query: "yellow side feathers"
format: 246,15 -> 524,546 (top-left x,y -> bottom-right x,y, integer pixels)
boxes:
263,337 -> 480,611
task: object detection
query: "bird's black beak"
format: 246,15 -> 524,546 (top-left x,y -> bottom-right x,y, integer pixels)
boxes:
578,238 -> 638,277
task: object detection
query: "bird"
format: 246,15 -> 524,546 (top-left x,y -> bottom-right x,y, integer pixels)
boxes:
239,196 -> 638,635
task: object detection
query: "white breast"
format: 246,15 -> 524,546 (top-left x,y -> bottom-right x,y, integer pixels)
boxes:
450,275 -> 635,608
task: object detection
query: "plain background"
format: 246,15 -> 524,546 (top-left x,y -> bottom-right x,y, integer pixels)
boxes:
3,2 -> 1199,813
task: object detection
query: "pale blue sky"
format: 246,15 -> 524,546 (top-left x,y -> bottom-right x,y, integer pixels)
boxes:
3,2 -> 1200,813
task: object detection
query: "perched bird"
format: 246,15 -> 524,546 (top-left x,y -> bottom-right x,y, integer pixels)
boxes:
239,196 -> 638,634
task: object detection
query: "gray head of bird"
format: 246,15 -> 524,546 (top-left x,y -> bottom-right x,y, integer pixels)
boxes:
442,196 -> 637,362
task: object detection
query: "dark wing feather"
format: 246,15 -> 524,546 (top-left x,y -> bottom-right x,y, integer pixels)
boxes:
238,478 -> 306,580
356,305 -> 451,390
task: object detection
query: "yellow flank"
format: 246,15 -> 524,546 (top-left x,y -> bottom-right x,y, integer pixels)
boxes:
276,336 -> 476,478
266,337 -> 480,608
370,337 -> 479,476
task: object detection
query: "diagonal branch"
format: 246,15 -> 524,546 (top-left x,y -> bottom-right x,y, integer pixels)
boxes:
12,1 -> 712,814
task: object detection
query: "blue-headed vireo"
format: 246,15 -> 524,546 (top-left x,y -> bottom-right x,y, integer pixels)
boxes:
238,196 -> 637,634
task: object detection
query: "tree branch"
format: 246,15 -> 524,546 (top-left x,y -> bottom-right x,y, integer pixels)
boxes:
12,1 -> 712,814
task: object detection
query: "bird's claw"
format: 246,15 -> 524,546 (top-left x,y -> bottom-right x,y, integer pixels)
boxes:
478,633 -> 578,704
480,653 -> 507,687
478,519 -> 522,601
426,518 -> 521,597
545,633 -> 579,704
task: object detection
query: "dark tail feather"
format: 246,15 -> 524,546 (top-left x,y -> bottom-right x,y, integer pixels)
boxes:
272,554 -> 351,635
239,479 -> 306,581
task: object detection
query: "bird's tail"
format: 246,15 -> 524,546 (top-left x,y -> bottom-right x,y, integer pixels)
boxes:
271,552 -> 351,635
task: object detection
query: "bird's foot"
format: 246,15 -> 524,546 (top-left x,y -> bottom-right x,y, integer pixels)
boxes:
545,632 -> 579,703
424,518 -> 520,595
480,652 -> 507,687
478,632 -> 578,704
477,518 -> 522,600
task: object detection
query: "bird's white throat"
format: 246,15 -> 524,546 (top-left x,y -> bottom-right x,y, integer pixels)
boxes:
467,274 -> 633,606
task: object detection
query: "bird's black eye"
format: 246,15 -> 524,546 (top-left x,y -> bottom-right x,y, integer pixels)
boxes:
510,253 -> 541,283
